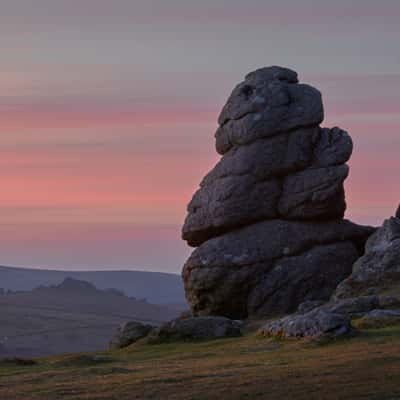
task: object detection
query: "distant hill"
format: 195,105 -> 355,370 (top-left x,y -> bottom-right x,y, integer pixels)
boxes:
0,265 -> 186,305
0,278 -> 181,358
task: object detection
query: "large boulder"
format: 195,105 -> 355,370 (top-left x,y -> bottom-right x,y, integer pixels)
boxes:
183,219 -> 373,319
215,66 -> 323,154
182,127 -> 317,247
354,309 -> 400,329
182,125 -> 354,246
147,317 -> 242,343
181,66 -> 374,319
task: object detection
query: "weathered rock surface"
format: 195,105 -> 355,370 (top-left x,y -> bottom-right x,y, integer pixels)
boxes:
182,126 -> 353,247
355,309 -> 400,329
259,308 -> 351,339
256,206 -> 400,338
259,294 -> 400,339
278,165 -> 348,219
109,321 -> 153,349
184,219 -> 373,319
321,295 -> 400,317
215,66 -> 323,154
147,317 -> 242,343
335,210 -> 400,298
313,127 -> 353,167
182,66 -> 374,319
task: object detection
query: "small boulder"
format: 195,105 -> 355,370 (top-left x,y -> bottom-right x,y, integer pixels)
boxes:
109,321 -> 153,349
306,295 -> 399,319
354,309 -> 400,329
215,66 -> 323,154
259,308 -> 351,339
325,295 -> 381,317
148,317 -> 242,343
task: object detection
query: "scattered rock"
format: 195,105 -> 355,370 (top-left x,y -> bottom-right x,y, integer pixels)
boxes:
181,66 -> 374,319
335,210 -> 400,298
147,317 -> 242,343
259,308 -> 351,339
354,309 -> 400,329
109,321 -> 153,349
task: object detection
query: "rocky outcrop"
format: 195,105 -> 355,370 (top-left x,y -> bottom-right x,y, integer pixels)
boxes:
260,206 -> 400,338
259,308 -> 352,339
184,220 -> 372,318
109,321 -> 153,349
147,317 -> 242,343
259,294 -> 400,338
182,66 -> 374,319
335,208 -> 400,298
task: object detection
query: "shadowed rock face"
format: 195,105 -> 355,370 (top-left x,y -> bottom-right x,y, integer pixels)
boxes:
259,308 -> 352,339
335,210 -> 400,299
147,317 -> 242,343
215,66 -> 323,154
181,66 -> 374,319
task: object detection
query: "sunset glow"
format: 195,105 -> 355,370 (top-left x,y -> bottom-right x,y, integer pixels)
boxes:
1,0 -> 399,272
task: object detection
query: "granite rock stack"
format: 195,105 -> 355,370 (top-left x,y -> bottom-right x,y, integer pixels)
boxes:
182,66 -> 374,319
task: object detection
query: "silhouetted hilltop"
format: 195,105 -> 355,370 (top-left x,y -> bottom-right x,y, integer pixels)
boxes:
52,277 -> 98,292
0,278 -> 181,358
0,266 -> 185,305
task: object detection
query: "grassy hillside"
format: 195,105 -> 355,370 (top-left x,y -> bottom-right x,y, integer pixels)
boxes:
0,279 -> 180,358
0,266 -> 186,305
0,326 -> 399,399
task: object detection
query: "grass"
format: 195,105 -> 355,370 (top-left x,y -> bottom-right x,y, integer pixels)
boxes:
0,326 -> 399,399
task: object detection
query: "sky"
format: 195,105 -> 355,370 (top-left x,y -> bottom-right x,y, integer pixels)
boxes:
1,0 -> 399,273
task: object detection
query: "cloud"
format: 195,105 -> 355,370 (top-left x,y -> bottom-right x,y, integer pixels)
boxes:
0,222 -> 189,272
1,0 -> 399,31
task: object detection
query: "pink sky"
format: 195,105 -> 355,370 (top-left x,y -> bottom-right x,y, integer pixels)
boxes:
0,0 -> 399,272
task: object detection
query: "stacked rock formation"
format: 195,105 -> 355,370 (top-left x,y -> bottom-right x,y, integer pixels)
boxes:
182,66 -> 374,320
